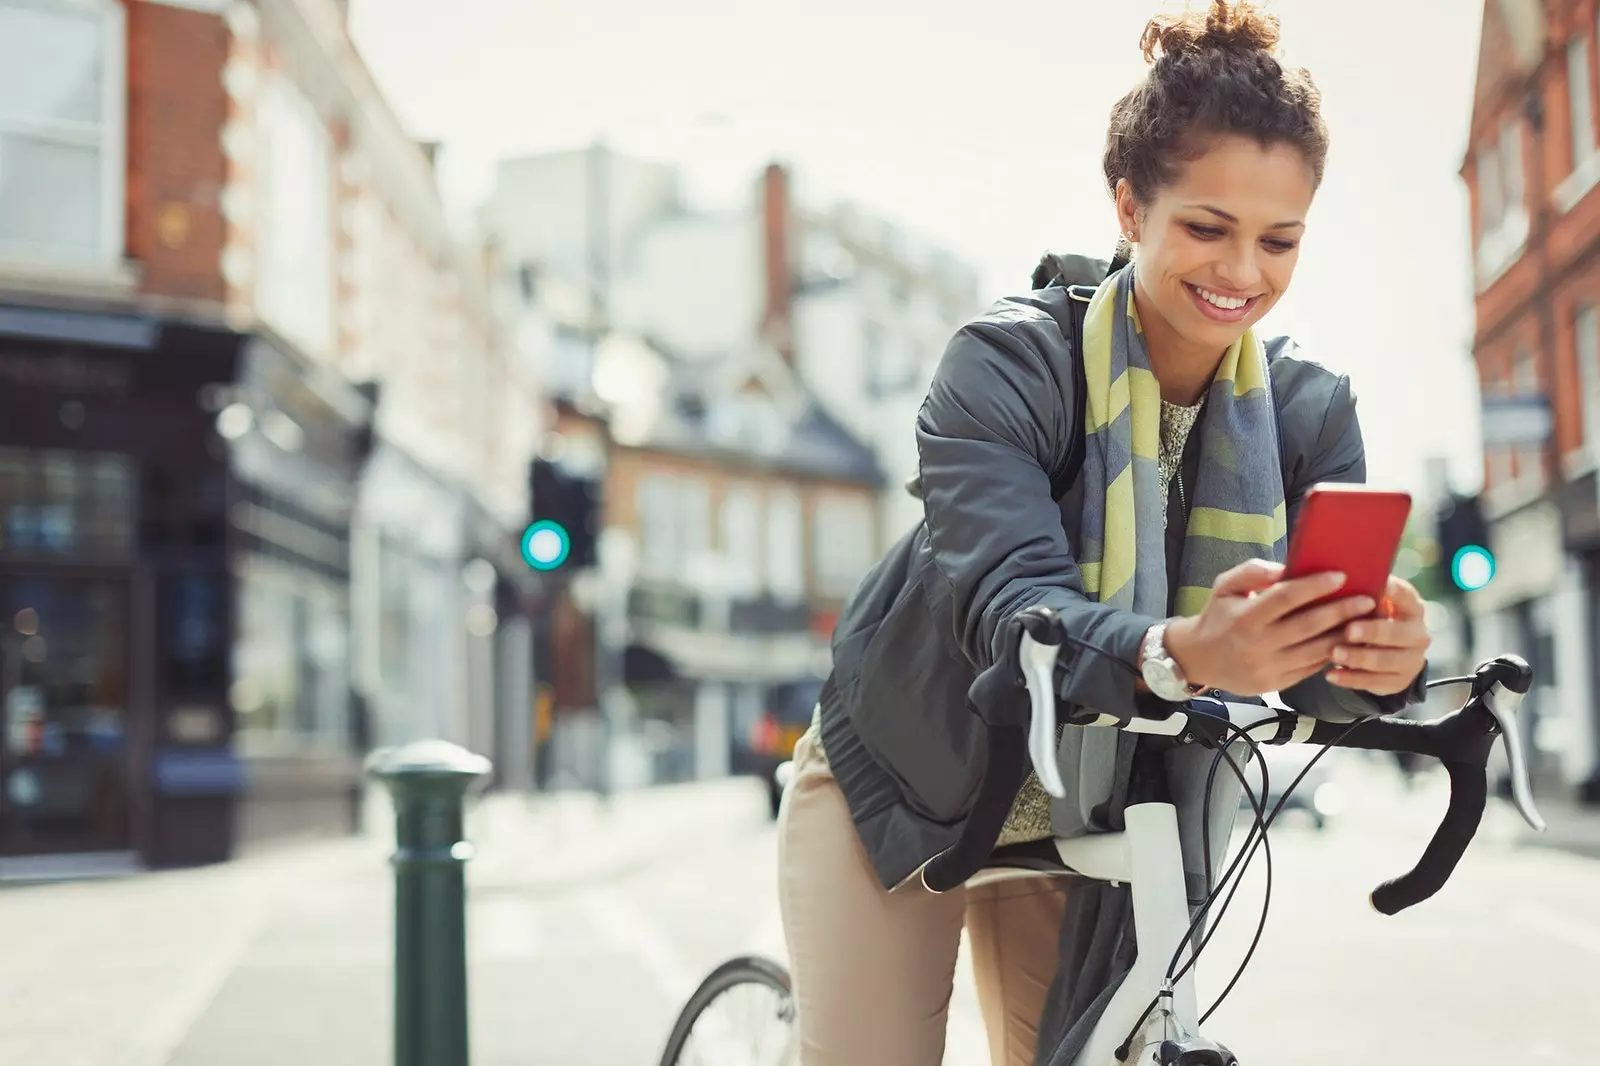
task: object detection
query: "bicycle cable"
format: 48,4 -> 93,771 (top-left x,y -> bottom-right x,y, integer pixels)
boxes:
1119,711 -> 1376,1056
1193,716 -> 1371,1023
1117,720 -> 1270,1057
1115,673 -> 1485,1053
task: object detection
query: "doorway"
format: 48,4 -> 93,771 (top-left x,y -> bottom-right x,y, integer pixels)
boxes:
0,574 -> 133,855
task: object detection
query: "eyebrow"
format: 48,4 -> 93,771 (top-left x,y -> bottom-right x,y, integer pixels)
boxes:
1188,204 -> 1305,230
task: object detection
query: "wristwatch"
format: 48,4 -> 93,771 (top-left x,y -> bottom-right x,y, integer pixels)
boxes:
1140,620 -> 1202,703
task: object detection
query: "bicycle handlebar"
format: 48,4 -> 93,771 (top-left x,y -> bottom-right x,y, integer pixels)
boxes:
1008,606 -> 1546,916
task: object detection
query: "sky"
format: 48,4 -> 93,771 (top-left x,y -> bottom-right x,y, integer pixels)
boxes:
349,0 -> 1488,497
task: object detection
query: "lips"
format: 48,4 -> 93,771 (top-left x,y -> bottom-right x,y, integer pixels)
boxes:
1184,282 -> 1260,323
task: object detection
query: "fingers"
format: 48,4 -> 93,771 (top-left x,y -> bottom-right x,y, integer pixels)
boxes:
1212,558 -> 1287,597
1275,595 -> 1377,647
1382,575 -> 1426,619
1276,628 -> 1345,678
1342,617 -> 1428,651
1331,643 -> 1418,675
1250,570 -> 1351,621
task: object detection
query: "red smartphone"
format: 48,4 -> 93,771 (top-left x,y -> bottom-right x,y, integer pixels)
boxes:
1282,483 -> 1413,611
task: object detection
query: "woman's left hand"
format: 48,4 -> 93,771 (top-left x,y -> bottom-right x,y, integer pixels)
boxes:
1327,575 -> 1430,696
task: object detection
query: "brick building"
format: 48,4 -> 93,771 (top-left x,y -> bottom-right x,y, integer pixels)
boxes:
531,354 -> 882,795
1464,0 -> 1600,801
0,0 -> 537,874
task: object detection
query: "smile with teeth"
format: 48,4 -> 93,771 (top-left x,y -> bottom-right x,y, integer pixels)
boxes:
1188,284 -> 1255,311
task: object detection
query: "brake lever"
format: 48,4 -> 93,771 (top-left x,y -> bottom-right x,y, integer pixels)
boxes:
1018,625 -> 1068,801
1481,682 -> 1547,833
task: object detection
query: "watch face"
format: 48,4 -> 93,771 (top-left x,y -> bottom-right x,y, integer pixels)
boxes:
1143,658 -> 1187,702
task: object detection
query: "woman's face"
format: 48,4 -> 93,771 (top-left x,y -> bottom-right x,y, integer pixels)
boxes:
1115,134 -> 1316,358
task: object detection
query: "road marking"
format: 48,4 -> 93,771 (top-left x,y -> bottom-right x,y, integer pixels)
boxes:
111,891 -> 271,1066
1508,902 -> 1600,957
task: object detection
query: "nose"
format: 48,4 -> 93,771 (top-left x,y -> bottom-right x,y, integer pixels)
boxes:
1216,240 -> 1263,294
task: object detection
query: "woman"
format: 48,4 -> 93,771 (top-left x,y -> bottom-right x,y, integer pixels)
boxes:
776,3 -> 1433,1065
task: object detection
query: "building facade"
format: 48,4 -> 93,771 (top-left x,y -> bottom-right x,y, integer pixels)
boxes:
0,0 -> 537,873
483,148 -> 982,557
483,149 -> 916,790
530,353 -> 882,794
1464,0 -> 1600,802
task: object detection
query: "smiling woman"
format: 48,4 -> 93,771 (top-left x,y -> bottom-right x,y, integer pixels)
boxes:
1103,3 -> 1327,405
773,3 -> 1433,1065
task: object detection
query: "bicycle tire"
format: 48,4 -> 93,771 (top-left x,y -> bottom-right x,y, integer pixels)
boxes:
658,955 -> 794,1066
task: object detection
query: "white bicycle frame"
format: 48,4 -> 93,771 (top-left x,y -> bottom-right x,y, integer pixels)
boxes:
966,801 -> 1197,1065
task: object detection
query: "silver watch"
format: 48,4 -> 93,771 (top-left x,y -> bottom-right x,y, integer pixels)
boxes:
1140,620 -> 1201,702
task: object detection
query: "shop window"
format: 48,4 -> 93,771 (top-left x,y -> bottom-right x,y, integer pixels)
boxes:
0,446 -> 132,560
230,553 -> 351,755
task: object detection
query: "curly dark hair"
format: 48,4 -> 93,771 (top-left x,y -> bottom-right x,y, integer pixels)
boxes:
1104,1 -> 1329,210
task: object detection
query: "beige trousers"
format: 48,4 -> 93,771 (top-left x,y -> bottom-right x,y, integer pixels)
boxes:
777,727 -> 1069,1066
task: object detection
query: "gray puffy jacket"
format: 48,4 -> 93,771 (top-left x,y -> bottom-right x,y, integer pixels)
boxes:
816,253 -> 1426,894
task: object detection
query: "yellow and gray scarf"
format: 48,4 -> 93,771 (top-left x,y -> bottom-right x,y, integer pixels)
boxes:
1077,263 -> 1288,620
1051,263 -> 1289,843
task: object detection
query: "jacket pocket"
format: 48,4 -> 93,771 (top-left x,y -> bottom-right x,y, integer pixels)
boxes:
850,565 -> 986,824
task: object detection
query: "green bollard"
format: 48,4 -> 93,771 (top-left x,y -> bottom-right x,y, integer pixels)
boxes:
367,740 -> 492,1066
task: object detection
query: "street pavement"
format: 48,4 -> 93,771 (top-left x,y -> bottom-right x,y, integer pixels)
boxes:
1,755 -> 1596,1066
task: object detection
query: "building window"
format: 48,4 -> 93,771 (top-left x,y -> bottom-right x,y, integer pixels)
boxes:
718,482 -> 763,596
1572,37 -> 1596,170
1559,32 -> 1600,212
256,74 -> 335,362
0,447 -> 133,560
0,0 -> 125,269
1477,119 -> 1529,286
811,493 -> 875,598
1512,348 -> 1543,484
765,486 -> 805,601
636,472 -> 711,579
230,553 -> 351,755
1579,306 -> 1600,461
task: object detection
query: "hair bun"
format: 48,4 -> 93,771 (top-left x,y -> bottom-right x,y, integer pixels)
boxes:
1139,0 -> 1282,64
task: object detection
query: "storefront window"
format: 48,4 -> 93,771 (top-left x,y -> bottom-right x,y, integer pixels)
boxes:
230,553 -> 350,755
0,447 -> 133,560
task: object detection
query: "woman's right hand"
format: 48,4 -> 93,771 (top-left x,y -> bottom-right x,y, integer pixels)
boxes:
1164,559 -> 1376,697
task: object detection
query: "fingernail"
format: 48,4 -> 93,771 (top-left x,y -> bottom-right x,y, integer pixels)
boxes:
1355,598 -> 1375,615
1333,646 -> 1349,664
1326,572 -> 1347,587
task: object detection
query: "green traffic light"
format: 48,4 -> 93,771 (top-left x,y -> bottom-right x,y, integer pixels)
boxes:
521,520 -> 570,571
1450,544 -> 1495,592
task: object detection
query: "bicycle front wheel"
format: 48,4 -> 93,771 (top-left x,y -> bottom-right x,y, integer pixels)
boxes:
658,955 -> 796,1066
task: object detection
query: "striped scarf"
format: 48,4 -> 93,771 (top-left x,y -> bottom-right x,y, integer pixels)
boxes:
1077,264 -> 1288,623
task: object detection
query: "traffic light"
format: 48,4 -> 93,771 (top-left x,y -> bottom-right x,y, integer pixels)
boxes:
1434,493 -> 1495,593
525,457 -> 599,571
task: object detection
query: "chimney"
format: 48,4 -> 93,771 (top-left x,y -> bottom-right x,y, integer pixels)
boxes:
760,162 -> 795,366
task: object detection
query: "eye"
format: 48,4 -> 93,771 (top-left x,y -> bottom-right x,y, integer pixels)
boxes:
1262,238 -> 1298,253
1185,223 -> 1224,240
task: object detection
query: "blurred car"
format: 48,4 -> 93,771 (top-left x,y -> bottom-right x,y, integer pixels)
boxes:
1239,743 -> 1344,831
733,678 -> 823,817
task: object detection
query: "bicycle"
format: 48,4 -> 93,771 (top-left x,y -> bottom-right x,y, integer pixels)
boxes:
657,606 -> 1547,1066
